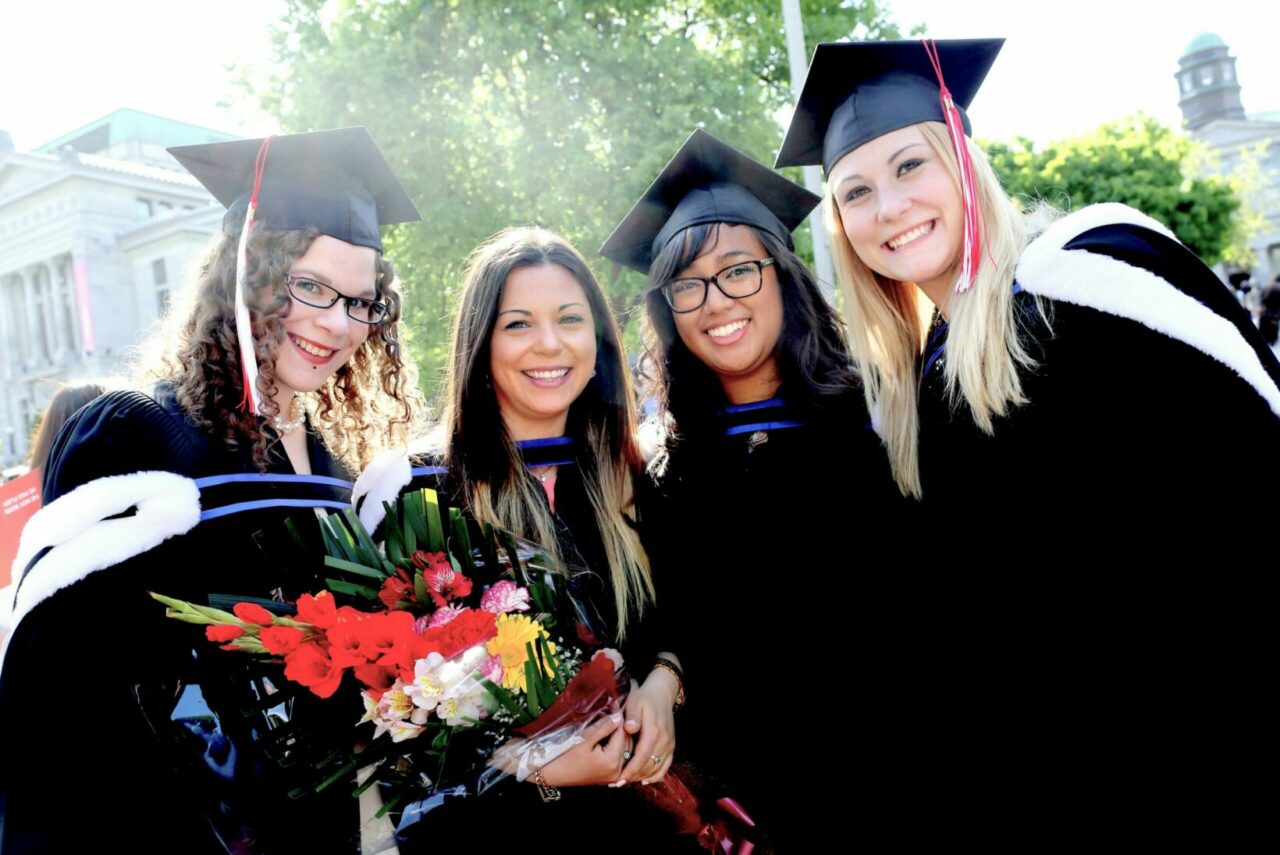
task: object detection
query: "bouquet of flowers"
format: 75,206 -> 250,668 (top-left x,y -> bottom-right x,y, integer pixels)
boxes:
152,488 -> 629,832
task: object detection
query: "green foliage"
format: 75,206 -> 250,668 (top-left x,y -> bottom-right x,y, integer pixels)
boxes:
984,114 -> 1241,265
245,0 -> 901,400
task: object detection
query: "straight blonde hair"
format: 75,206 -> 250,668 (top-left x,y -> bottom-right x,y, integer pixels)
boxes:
828,122 -> 1040,496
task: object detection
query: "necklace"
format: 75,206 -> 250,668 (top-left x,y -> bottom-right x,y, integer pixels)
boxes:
272,397 -> 306,434
529,464 -> 556,483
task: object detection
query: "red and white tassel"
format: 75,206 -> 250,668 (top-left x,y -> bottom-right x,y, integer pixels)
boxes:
923,39 -> 985,294
235,136 -> 273,415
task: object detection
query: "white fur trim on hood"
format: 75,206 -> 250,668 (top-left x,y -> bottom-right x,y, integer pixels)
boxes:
1016,203 -> 1280,416
2,471 -> 201,670
353,447 -> 413,534
353,432 -> 442,534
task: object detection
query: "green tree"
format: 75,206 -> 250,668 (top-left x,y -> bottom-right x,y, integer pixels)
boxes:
244,0 -> 901,399
983,114 -> 1240,264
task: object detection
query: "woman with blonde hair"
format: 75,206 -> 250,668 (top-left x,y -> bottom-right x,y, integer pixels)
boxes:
354,226 -> 690,852
778,38 -> 1279,841
0,128 -> 424,853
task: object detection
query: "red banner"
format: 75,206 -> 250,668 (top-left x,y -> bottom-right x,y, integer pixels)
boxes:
0,469 -> 42,588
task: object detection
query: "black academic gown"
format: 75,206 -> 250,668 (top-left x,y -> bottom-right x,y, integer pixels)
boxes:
893,208 -> 1279,843
364,441 -> 697,853
641,387 -> 905,851
0,386 -> 361,854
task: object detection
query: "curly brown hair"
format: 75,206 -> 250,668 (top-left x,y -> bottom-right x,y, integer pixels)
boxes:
138,200 -> 424,470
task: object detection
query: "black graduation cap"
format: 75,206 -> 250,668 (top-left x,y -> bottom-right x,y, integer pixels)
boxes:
169,127 -> 420,251
599,129 -> 821,274
776,39 -> 1004,176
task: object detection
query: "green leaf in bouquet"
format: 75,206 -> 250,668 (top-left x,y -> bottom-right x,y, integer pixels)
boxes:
477,523 -> 500,582
323,578 -> 380,600
314,756 -> 361,794
497,530 -> 529,586
404,490 -> 430,549
535,634 -> 558,684
374,786 -> 413,819
341,508 -> 394,573
424,489 -> 446,552
525,573 -> 553,618
398,502 -> 417,556
282,517 -> 309,554
319,512 -> 358,563
449,509 -> 476,576
413,569 -> 429,605
523,643 -> 546,716
480,677 -> 529,723
323,556 -> 386,580
351,764 -> 383,798
383,503 -> 407,567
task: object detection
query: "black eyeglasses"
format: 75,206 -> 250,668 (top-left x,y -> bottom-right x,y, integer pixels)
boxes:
660,258 -> 775,313
284,274 -> 390,325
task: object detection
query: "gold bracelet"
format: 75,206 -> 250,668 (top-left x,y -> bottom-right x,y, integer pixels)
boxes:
532,766 -> 561,802
650,659 -> 686,711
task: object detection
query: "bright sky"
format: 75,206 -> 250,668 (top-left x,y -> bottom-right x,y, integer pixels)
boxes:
891,0 -> 1280,144
1,0 -> 283,150
2,1 -> 1276,152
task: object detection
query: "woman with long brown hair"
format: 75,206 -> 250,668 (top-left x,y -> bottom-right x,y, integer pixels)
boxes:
0,128 -> 424,853
354,226 -> 689,852
24,381 -> 108,475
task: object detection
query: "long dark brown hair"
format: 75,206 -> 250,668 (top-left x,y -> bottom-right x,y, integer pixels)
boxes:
441,226 -> 653,638
643,222 -> 859,443
138,198 -> 423,470
27,382 -> 108,473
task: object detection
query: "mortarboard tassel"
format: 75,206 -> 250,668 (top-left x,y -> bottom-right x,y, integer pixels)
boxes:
234,136 -> 273,415
922,39 -> 985,294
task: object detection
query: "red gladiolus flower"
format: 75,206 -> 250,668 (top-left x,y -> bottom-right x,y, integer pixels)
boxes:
296,591 -> 338,628
260,625 -> 306,656
354,660 -> 400,694
206,625 -> 246,643
351,611 -> 418,667
233,602 -> 276,626
326,618 -> 370,669
284,641 -> 345,699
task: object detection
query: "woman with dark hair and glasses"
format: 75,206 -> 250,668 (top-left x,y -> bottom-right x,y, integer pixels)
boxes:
0,128 -> 425,853
600,130 -> 903,850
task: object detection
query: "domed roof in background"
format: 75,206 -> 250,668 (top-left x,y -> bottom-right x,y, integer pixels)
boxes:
1184,32 -> 1227,54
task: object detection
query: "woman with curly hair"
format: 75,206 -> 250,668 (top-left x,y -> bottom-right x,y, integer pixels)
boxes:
0,128 -> 424,853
